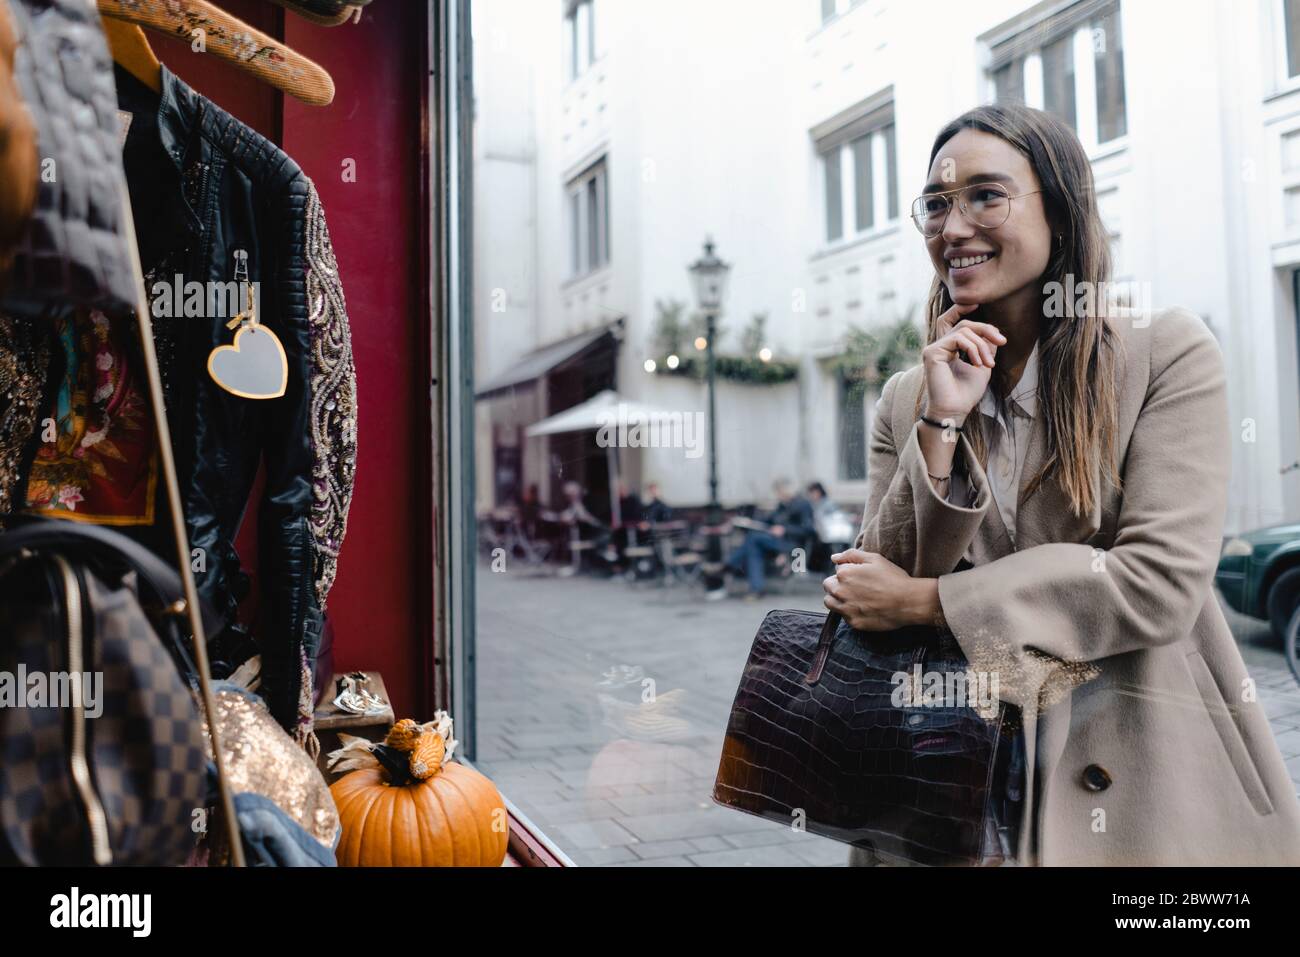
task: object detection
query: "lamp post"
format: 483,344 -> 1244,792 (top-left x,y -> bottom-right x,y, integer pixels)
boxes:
688,237 -> 731,596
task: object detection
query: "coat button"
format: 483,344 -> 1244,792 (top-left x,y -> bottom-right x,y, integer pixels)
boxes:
1082,764 -> 1112,791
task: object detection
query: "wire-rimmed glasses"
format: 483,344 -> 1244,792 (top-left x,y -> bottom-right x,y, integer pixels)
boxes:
910,182 -> 1043,238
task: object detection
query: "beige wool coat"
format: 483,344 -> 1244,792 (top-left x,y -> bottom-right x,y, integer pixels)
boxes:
851,306 -> 1300,866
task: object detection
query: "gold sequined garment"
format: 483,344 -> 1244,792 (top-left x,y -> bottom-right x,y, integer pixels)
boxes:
199,685 -> 340,852
0,314 -> 52,516
303,181 -> 358,609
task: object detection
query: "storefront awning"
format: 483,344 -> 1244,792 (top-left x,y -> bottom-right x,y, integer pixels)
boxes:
475,326 -> 615,399
523,389 -> 680,437
525,390 -> 685,526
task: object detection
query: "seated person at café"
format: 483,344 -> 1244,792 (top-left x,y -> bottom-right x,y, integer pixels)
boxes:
721,479 -> 814,599
643,482 -> 673,524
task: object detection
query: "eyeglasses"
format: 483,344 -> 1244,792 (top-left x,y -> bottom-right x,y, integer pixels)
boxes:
909,182 -> 1043,238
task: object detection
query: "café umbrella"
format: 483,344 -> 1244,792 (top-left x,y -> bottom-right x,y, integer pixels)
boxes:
525,389 -> 685,526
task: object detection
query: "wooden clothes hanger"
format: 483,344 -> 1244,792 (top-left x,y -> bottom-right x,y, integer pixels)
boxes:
102,19 -> 162,94
96,0 -> 335,106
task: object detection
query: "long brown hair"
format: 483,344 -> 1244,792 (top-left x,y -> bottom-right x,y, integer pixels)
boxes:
920,104 -> 1120,517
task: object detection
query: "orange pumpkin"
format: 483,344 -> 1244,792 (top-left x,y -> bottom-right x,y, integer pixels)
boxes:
330,721 -> 509,867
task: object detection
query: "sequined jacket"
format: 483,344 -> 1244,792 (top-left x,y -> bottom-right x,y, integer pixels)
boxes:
0,64 -> 358,740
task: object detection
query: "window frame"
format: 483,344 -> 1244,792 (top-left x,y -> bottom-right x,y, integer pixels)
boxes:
820,0 -> 868,26
565,157 -> 610,279
818,118 -> 898,249
564,0 -> 597,83
983,0 -> 1128,156
1274,0 -> 1300,95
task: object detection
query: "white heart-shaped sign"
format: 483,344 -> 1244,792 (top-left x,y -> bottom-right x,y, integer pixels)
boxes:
207,324 -> 289,400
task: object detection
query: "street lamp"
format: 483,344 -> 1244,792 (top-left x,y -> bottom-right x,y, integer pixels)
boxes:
688,237 -> 731,596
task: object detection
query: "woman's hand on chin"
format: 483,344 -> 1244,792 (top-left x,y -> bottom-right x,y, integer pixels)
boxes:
822,549 -> 938,631
922,301 -> 1007,421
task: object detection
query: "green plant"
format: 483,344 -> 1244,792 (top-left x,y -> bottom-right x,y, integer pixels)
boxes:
826,315 -> 923,392
652,298 -> 690,358
650,304 -> 795,384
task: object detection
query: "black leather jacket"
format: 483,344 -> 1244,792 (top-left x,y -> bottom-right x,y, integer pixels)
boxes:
0,64 -> 358,737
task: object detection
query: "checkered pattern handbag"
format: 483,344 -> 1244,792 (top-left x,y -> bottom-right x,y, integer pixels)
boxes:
0,518 -> 211,866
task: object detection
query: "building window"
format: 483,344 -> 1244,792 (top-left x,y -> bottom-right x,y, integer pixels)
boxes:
823,147 -> 843,242
993,58 -> 1025,105
852,135 -> 873,232
838,375 -> 868,481
820,122 -> 897,244
821,0 -> 867,24
1092,6 -> 1126,142
1286,0 -> 1300,78
567,158 -> 609,278
988,1 -> 1127,149
565,0 -> 596,82
1041,33 -> 1077,130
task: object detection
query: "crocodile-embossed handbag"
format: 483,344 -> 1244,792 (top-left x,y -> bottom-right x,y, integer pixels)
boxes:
713,609 -> 1012,866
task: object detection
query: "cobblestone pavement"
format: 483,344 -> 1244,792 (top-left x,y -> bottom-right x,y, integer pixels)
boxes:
474,563 -> 1300,867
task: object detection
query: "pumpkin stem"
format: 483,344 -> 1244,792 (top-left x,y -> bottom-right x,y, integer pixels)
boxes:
373,744 -> 416,786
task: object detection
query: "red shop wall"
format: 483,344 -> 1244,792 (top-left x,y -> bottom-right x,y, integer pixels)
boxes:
150,2 -> 432,718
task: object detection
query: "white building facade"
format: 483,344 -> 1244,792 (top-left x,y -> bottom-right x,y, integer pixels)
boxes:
474,0 -> 1300,532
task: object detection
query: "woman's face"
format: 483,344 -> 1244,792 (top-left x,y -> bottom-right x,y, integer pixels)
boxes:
922,129 -> 1053,309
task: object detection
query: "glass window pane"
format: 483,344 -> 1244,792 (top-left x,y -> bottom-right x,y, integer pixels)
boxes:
993,58 -> 1024,105
838,377 -> 867,480
569,190 -> 581,274
853,135 -> 873,232
1285,186 -> 1300,229
824,148 -> 843,241
1041,33 -> 1076,129
576,1 -> 591,74
602,168 -> 610,265
883,124 -> 898,220
565,12 -> 577,80
587,176 -> 599,269
1093,7 -> 1127,142
1288,0 -> 1300,78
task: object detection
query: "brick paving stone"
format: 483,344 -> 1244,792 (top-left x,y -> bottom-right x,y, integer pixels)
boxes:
687,844 -> 813,867
784,835 -> 859,867
721,826 -> 805,850
576,845 -> 642,865
551,818 -> 641,850
513,799 -> 624,826
630,839 -> 700,860
688,836 -> 730,853
616,807 -> 773,843
612,856 -> 696,866
607,791 -> 715,817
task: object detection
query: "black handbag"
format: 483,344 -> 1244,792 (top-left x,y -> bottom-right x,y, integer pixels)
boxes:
712,609 -> 1014,866
0,518 -> 217,865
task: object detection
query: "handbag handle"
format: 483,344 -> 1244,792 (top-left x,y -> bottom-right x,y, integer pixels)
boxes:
113,171 -> 246,866
803,611 -> 843,686
803,613 -> 944,686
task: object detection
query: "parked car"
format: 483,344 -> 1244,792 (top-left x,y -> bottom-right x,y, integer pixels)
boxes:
1215,521 -> 1300,642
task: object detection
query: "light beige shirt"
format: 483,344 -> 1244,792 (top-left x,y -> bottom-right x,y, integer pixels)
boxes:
947,342 -> 1039,551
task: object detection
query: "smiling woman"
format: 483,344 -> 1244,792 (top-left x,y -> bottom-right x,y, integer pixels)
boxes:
827,103 -> 1300,867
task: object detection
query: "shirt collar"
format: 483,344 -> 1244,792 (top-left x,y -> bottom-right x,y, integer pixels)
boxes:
978,340 -> 1039,421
